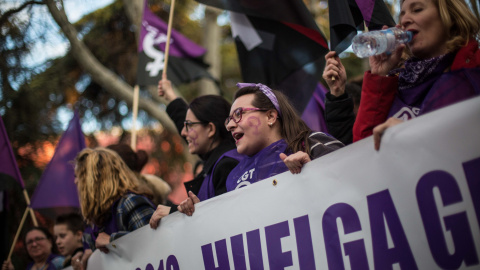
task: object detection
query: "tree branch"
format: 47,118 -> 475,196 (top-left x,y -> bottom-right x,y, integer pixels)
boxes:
121,0 -> 142,44
44,0 -> 178,134
0,0 -> 44,27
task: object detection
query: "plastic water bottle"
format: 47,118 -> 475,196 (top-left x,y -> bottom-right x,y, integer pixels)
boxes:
352,28 -> 412,58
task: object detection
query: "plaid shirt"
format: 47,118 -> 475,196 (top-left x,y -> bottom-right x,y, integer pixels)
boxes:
308,131 -> 344,159
84,193 -> 155,250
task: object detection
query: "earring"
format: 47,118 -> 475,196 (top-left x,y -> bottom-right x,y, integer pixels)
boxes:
268,123 -> 273,126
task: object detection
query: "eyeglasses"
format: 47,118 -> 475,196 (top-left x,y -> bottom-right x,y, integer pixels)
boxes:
184,120 -> 205,132
26,237 -> 47,246
225,107 -> 268,128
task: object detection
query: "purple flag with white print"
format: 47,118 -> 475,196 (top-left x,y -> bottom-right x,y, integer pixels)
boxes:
30,111 -> 86,212
0,116 -> 25,188
136,0 -> 215,86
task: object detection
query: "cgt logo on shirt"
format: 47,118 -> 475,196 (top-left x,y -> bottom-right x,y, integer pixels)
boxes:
235,168 -> 256,189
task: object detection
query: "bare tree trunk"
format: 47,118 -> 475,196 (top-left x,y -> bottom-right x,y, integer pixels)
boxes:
198,6 -> 222,96
45,0 -> 177,134
122,0 -> 143,43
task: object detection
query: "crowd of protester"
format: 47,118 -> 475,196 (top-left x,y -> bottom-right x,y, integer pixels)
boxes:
3,0 -> 479,268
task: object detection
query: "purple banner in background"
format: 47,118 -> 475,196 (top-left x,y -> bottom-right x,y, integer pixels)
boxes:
0,116 -> 25,188
355,0 -> 375,26
30,111 -> 86,209
301,83 -> 329,133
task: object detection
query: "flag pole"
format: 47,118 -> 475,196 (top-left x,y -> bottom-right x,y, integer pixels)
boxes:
0,116 -> 38,226
22,189 -> 38,226
162,0 -> 176,78
131,85 -> 139,151
7,207 -> 29,260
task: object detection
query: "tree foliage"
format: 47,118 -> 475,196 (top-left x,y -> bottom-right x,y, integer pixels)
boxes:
1,0 -> 62,140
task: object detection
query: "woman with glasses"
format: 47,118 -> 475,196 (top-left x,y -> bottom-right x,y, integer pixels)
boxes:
150,78 -> 242,229
177,83 -> 344,216
2,227 -> 64,270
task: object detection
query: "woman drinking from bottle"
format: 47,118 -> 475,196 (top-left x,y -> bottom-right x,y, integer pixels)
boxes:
353,0 -> 480,150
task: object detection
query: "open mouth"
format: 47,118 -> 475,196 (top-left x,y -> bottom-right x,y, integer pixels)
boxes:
408,29 -> 419,40
232,132 -> 244,142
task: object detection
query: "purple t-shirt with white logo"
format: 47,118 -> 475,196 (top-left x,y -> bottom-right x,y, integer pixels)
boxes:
226,139 -> 288,191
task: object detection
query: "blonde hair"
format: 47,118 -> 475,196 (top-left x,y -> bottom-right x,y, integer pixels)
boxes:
436,0 -> 480,51
402,0 -> 480,52
74,147 -> 140,226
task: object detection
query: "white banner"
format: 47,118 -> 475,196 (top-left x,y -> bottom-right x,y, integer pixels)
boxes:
88,97 -> 480,270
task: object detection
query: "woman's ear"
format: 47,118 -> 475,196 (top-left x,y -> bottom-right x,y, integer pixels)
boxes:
266,110 -> 279,125
207,122 -> 216,138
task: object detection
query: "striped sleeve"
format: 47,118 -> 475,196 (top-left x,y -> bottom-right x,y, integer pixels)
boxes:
308,132 -> 344,160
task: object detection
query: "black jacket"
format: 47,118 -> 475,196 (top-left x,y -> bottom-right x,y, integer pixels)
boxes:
166,98 -> 238,212
324,92 -> 356,145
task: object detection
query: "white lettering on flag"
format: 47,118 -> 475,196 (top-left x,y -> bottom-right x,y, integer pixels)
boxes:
142,21 -> 172,77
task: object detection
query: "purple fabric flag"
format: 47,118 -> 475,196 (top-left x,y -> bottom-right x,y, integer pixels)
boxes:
301,83 -> 329,133
355,0 -> 375,27
138,1 -> 205,57
0,116 -> 25,188
137,0 -> 214,86
30,111 -> 86,210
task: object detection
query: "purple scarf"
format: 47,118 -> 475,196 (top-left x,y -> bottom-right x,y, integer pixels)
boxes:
393,53 -> 455,91
386,52 -> 477,119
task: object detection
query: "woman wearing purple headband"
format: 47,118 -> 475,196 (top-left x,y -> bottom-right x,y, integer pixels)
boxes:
177,83 -> 344,216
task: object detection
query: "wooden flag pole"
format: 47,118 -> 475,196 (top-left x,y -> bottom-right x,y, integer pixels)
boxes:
131,85 -> 139,151
22,189 -> 38,226
7,207 -> 29,260
162,0 -> 176,78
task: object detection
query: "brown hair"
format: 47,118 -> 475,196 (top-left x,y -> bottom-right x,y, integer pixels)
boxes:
23,227 -> 59,260
55,212 -> 85,234
74,147 -> 140,226
233,86 -> 313,155
107,143 -> 148,173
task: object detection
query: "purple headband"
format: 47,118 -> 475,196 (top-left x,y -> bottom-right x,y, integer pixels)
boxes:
236,83 -> 282,117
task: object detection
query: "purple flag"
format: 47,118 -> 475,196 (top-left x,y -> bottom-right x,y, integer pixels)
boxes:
0,116 -> 25,188
30,111 -> 86,210
301,83 -> 329,133
138,1 -> 206,57
137,0 -> 214,86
